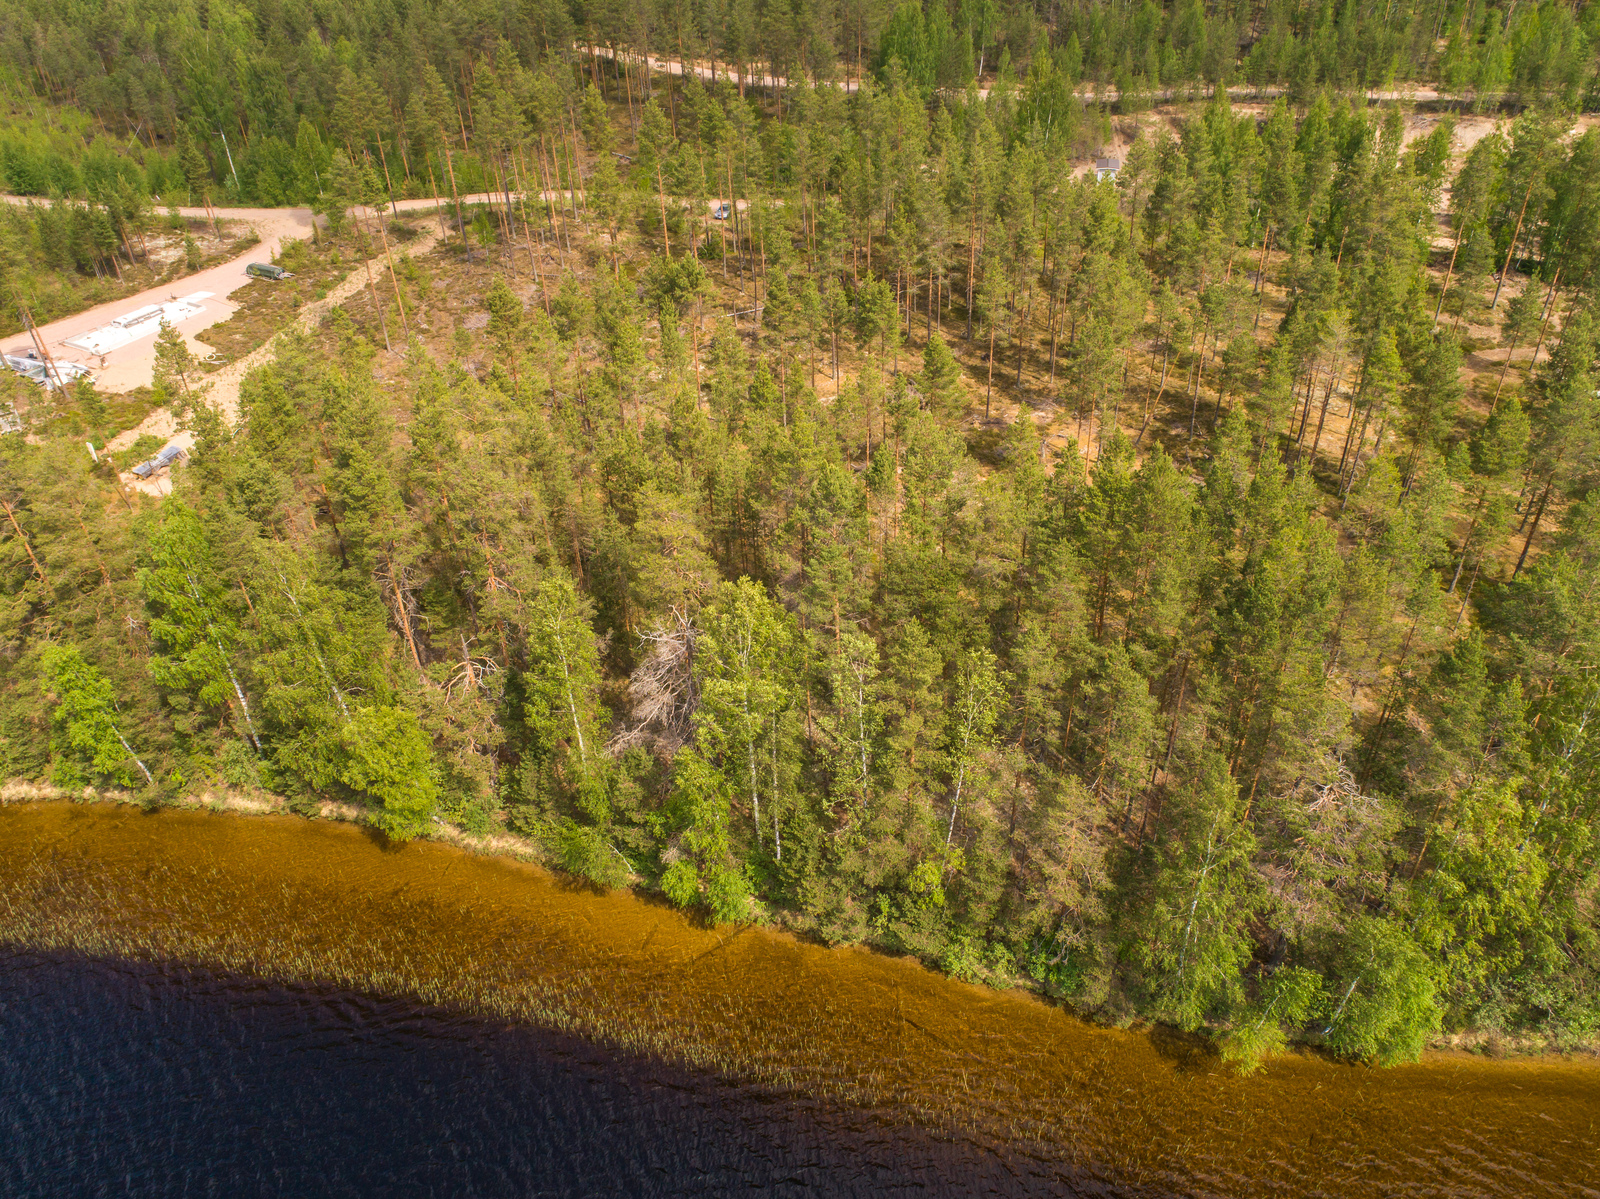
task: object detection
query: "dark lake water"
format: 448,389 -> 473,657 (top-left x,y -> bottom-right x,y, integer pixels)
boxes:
4,802 -> 1598,1199
0,950 -> 1081,1198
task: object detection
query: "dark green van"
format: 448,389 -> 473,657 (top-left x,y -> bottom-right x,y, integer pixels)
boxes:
246,263 -> 292,280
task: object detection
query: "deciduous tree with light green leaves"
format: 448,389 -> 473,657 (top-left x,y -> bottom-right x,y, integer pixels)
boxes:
823,629 -> 885,818
944,647 -> 1003,844
138,502 -> 261,752
694,577 -> 800,862
663,743 -> 751,924
40,643 -> 153,787
1130,755 -> 1257,1032
1319,915 -> 1442,1065
337,704 -> 438,841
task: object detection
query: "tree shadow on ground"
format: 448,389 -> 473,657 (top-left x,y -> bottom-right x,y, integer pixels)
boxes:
1147,1023 -> 1222,1074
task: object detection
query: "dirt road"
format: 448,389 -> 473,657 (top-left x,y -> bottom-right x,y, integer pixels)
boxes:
0,193 -> 505,493
1,194 -> 500,397
1,202 -> 319,392
589,44 -> 1464,104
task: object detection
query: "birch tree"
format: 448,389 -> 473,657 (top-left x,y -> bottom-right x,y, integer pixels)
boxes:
694,577 -> 799,859
944,646 -> 1002,843
40,643 -> 153,787
138,502 -> 262,753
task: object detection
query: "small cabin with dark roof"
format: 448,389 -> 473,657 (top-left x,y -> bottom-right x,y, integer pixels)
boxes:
1095,157 -> 1121,182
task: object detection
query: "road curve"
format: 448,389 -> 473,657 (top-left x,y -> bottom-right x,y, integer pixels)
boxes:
0,194 -> 498,395
1,192 -> 502,494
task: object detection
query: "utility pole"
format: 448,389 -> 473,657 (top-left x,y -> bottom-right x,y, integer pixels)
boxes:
17,305 -> 66,390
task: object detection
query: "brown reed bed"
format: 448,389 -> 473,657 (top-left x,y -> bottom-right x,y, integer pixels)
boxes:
2,800 -> 1596,1198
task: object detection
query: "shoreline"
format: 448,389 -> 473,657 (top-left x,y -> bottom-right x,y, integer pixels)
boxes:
4,796 -> 1599,1196
3,781 -> 1594,1067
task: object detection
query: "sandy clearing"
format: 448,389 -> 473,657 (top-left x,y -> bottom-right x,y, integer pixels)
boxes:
0,193 -> 497,495
0,200 -> 321,390
1,194 -> 500,398
114,215 -> 457,495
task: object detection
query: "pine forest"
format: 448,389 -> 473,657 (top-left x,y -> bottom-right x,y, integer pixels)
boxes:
4,0 -> 1600,1070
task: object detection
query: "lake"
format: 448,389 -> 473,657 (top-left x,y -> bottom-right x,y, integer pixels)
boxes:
1,801 -> 1595,1197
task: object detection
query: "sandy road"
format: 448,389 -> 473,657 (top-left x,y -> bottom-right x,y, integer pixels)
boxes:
0,193 -> 505,493
1,194 -> 499,397
1,200 -> 320,392
106,205 -> 473,494
589,44 -> 1465,104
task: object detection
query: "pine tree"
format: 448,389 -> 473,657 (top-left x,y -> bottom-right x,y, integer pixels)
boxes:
177,124 -> 219,238
636,100 -> 677,256
918,331 -> 964,418
152,319 -> 197,406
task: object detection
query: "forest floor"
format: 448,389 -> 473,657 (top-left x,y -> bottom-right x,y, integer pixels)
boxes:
289,175 -> 1556,608
19,92 -> 1569,562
